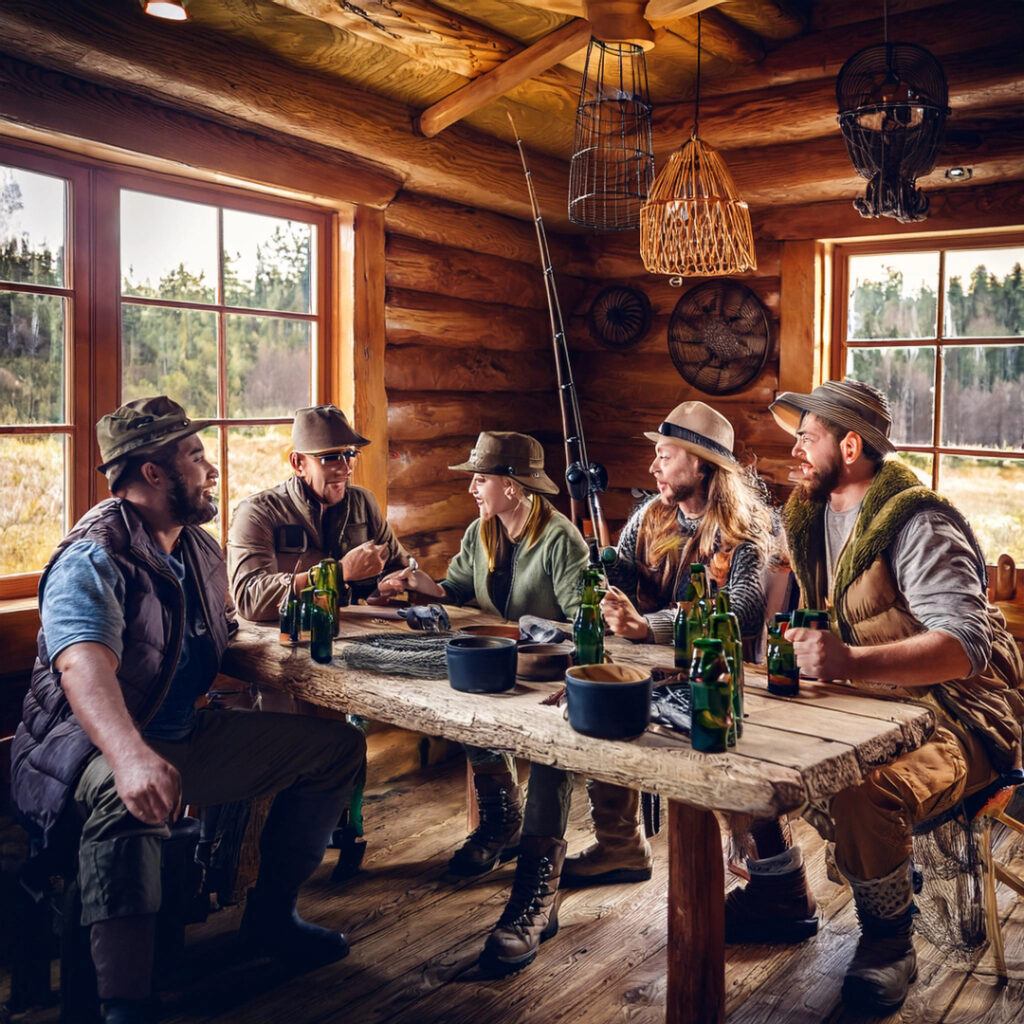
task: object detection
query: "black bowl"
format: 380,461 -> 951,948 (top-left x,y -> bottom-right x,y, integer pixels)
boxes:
446,636 -> 518,693
565,663 -> 652,740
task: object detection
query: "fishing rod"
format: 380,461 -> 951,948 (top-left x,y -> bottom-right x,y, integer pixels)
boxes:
508,113 -> 614,568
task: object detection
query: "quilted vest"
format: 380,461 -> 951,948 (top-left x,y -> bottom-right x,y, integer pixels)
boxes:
784,460 -> 1024,771
10,498 -> 232,847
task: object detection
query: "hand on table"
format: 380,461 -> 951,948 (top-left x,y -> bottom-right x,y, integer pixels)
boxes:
111,745 -> 182,826
377,566 -> 445,599
787,627 -> 852,683
600,585 -> 651,641
341,541 -> 388,581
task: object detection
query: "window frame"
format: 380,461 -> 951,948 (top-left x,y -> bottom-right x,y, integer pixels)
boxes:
831,230 -> 1024,495
0,141 -> 335,597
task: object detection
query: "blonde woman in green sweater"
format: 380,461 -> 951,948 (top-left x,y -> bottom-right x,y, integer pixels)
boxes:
379,431 -> 589,973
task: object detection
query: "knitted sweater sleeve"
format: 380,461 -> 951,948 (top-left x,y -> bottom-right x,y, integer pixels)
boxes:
726,541 -> 768,639
608,499 -> 649,601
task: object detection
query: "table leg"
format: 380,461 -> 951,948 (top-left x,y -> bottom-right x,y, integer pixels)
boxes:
667,800 -> 725,1024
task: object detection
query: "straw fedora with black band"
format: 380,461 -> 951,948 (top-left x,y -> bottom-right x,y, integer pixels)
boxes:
291,404 -> 369,454
96,396 -> 212,488
448,431 -> 560,496
769,380 -> 896,457
643,401 -> 741,474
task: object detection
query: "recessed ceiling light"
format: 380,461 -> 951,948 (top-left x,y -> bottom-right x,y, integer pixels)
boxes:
944,167 -> 973,181
140,0 -> 190,20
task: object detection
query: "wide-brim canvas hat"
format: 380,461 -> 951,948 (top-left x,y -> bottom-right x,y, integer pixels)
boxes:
448,431 -> 559,495
292,404 -> 369,454
769,379 -> 896,456
643,401 -> 741,473
96,396 -> 211,476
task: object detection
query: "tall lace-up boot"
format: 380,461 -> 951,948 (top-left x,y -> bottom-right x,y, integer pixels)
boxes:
479,836 -> 567,975
447,770 -> 523,877
724,846 -> 819,943
841,860 -> 918,1014
561,781 -> 652,887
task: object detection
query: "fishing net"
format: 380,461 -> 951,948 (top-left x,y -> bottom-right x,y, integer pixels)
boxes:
337,631 -> 455,679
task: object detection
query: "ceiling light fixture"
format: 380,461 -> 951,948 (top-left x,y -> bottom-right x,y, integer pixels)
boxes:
640,13 -> 756,276
140,0 -> 190,21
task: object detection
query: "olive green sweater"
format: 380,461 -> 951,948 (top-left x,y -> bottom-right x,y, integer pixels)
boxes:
440,509 -> 589,623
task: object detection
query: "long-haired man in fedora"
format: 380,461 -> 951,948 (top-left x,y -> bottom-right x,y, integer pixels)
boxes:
567,402 -> 819,945
228,404 -> 409,622
11,397 -> 366,1024
772,379 -> 1024,1013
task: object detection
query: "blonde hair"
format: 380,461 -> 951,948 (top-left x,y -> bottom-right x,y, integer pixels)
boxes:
644,461 -> 774,573
480,484 -> 554,572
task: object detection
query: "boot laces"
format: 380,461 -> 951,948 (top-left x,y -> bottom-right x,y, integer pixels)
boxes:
499,857 -> 552,927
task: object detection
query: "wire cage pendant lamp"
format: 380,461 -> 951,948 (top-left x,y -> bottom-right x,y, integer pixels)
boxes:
640,14 -> 756,277
568,37 -> 655,231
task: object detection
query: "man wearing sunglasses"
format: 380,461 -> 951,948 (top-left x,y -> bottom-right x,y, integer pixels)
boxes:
228,404 -> 410,622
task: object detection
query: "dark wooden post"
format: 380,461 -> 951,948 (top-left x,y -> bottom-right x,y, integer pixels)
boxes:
667,799 -> 725,1024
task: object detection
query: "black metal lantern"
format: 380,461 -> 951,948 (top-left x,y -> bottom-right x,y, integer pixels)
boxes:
836,41 -> 949,223
568,38 -> 654,232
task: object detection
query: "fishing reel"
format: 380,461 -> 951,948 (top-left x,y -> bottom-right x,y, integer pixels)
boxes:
565,460 -> 608,502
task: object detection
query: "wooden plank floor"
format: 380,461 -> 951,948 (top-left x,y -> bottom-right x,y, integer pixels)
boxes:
3,758 -> 1024,1024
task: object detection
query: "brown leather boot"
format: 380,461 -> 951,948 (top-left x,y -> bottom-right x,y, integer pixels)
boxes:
841,862 -> 918,1014
725,846 -> 819,943
561,781 -> 652,888
479,835 -> 567,976
447,771 -> 523,877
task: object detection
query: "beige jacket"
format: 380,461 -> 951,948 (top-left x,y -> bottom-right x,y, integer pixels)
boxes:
228,475 -> 408,621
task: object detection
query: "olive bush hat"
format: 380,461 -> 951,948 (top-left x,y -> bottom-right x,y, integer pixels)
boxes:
292,404 -> 369,454
97,396 -> 211,485
644,400 -> 741,473
769,379 -> 896,456
448,431 -> 559,495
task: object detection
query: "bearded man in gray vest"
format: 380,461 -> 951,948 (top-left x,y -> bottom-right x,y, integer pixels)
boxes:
11,397 -> 366,1024
772,379 -> 1024,1014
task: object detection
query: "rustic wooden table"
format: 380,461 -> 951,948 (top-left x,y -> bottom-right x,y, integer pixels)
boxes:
223,607 -> 935,1024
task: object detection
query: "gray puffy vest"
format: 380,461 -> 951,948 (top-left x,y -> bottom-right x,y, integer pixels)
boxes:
10,498 -> 232,848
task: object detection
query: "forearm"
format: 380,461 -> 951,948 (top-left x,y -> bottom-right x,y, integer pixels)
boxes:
847,629 -> 972,687
58,643 -> 150,768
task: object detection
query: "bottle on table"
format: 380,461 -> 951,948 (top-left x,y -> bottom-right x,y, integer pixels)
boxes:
766,612 -> 799,697
710,610 -> 744,743
673,577 -> 698,670
691,563 -> 712,633
278,590 -> 299,646
574,566 -> 605,666
310,557 -> 340,637
688,637 -> 734,754
796,608 -> 830,680
310,590 -> 334,664
299,585 -> 316,644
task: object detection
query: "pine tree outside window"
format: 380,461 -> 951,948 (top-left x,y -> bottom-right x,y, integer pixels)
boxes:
834,234 -> 1024,563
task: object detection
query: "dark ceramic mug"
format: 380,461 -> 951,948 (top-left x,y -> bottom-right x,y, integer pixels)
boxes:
446,636 -> 518,693
565,663 -> 653,740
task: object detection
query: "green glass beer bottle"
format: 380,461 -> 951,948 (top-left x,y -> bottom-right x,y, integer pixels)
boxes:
691,563 -> 713,632
310,590 -> 334,664
278,591 -> 299,646
767,613 -> 799,697
689,637 -> 734,754
573,567 -> 605,666
710,611 -> 744,743
298,585 -> 315,644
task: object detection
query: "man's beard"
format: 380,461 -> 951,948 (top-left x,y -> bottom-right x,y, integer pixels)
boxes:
168,467 -> 217,526
800,455 -> 841,502
668,481 -> 702,505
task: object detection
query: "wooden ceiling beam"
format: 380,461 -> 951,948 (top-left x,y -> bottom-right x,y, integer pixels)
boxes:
809,0 -> 946,32
645,1 -> 726,23
0,54 -> 400,208
0,0 -> 574,227
715,0 -> 805,41
418,18 -> 592,137
753,179 -> 1024,241
703,0 -> 1024,93
664,8 -> 764,64
654,43 -> 1024,150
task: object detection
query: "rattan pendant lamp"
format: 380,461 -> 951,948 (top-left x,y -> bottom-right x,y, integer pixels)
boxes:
640,13 -> 756,276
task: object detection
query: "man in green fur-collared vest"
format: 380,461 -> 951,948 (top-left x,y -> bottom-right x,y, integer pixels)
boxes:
770,379 -> 1024,1016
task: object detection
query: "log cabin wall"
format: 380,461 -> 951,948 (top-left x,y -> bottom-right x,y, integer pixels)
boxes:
382,192 -> 588,577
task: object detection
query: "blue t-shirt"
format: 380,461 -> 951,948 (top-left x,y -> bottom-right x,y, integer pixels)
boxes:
41,539 -> 219,741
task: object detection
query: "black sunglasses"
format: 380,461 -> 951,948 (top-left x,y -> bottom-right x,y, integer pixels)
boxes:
317,449 -> 360,465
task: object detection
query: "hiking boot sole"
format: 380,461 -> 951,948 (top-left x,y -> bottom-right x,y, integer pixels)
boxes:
725,915 -> 819,945
478,919 -> 560,977
559,866 -> 652,889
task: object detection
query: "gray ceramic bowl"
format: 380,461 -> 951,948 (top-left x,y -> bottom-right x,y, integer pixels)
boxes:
446,636 -> 518,693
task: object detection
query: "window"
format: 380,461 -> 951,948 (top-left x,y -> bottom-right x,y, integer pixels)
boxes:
0,142 -> 333,595
834,235 -> 1024,562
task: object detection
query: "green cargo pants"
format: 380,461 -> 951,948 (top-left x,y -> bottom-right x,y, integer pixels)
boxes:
73,708 -> 365,926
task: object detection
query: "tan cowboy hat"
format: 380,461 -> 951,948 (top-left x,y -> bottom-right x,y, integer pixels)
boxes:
769,379 -> 895,456
292,404 -> 369,454
448,431 -> 559,495
643,401 -> 740,473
